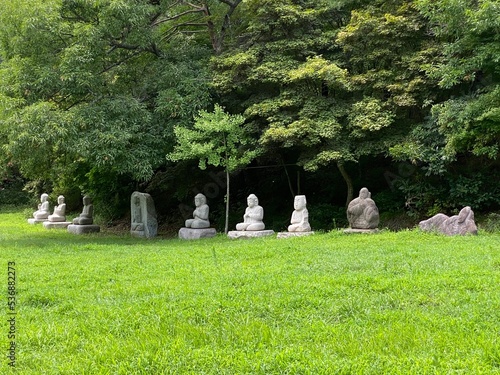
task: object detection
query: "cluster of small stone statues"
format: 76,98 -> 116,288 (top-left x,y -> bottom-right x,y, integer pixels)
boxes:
28,187 -> 478,238
28,194 -> 100,234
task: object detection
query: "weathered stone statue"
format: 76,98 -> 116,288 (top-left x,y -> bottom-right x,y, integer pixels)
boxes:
43,195 -> 72,229
185,193 -> 210,229
277,195 -> 314,238
236,194 -> 266,231
67,196 -> 100,234
228,194 -> 274,239
28,193 -> 50,224
288,195 -> 311,232
48,195 -> 67,222
130,191 -> 157,238
345,187 -> 379,232
419,206 -> 478,235
179,193 -> 216,240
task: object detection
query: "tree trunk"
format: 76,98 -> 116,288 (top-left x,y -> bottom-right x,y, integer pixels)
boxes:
225,168 -> 230,234
337,161 -> 353,207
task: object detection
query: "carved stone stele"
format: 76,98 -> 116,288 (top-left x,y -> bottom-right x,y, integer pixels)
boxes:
131,191 -> 158,238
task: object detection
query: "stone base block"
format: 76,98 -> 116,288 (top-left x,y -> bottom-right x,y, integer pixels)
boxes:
28,218 -> 47,224
67,224 -> 101,235
227,230 -> 275,239
179,227 -> 217,240
43,221 -> 72,229
343,228 -> 379,234
277,231 -> 315,239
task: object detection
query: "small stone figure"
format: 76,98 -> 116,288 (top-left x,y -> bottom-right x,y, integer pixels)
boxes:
185,193 -> 210,229
288,195 -> 311,232
347,187 -> 380,230
68,195 -> 100,234
72,195 -> 94,225
236,194 -> 265,231
228,194 -> 274,239
179,193 -> 216,240
130,191 -> 157,238
29,193 -> 50,223
277,195 -> 314,238
419,206 -> 478,235
43,195 -> 72,229
48,195 -> 67,222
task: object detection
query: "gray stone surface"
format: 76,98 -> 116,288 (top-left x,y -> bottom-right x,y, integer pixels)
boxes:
29,193 -> 50,223
419,206 -> 478,235
347,187 -> 380,230
288,195 -> 312,232
67,224 -> 101,235
277,231 -> 314,239
179,227 -> 217,240
343,228 -> 380,234
235,194 -> 266,231
43,221 -> 72,229
131,191 -> 157,238
227,230 -> 275,239
185,193 -> 210,229
28,218 -> 45,225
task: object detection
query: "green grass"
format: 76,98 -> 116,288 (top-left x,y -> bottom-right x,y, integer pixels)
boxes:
1,211 -> 499,374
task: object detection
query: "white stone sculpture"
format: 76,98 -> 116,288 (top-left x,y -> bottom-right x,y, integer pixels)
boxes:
28,193 -> 50,224
43,195 -> 72,229
236,194 -> 266,231
130,191 -> 157,238
228,194 -> 274,239
179,193 -> 216,240
277,195 -> 314,238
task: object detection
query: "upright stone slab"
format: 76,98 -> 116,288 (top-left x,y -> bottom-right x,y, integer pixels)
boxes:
419,206 -> 478,235
43,195 -> 71,229
130,191 -> 157,238
28,193 -> 50,224
278,195 -> 314,238
67,196 -> 101,234
344,187 -> 380,234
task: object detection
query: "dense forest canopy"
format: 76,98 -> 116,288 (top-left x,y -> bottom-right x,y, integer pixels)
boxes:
0,0 -> 499,228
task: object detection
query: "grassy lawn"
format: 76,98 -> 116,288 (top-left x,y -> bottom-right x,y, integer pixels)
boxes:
1,210 -> 499,374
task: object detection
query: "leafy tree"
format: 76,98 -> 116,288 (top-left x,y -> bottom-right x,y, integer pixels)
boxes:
212,0 -> 435,205
0,0 -> 243,214
168,104 -> 259,233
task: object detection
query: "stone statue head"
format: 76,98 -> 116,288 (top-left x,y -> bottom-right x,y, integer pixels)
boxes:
194,193 -> 206,207
83,195 -> 91,205
247,194 -> 258,208
57,195 -> 65,204
458,206 -> 472,223
359,188 -> 369,199
40,193 -> 49,202
294,195 -> 307,210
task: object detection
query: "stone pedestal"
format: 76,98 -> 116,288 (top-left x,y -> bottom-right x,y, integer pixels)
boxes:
277,231 -> 314,239
227,230 -> 275,239
28,218 -> 46,225
67,224 -> 101,235
43,221 -> 72,229
179,227 -> 217,240
343,228 -> 379,234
